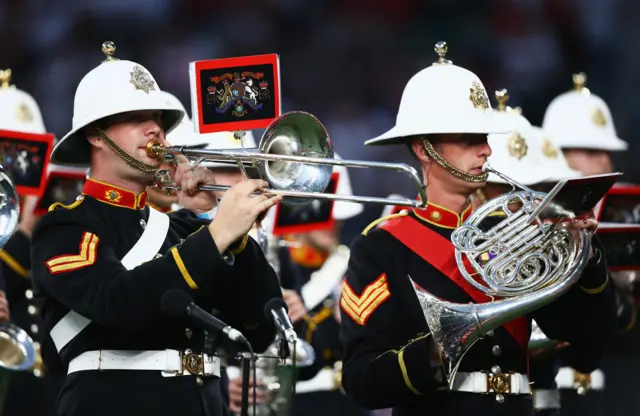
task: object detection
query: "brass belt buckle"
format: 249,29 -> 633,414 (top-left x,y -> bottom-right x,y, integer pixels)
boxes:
484,366 -> 512,403
182,350 -> 204,376
487,372 -> 511,394
573,371 -> 591,395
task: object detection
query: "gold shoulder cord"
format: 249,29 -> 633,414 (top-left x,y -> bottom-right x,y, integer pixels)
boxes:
362,211 -> 409,236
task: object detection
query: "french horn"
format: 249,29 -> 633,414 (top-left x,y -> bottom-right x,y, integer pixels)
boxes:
410,165 -> 615,388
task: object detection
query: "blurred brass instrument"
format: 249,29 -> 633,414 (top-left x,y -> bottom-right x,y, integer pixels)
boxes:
250,223 -> 315,416
411,165 -> 597,388
148,111 -> 427,208
0,167 -> 38,375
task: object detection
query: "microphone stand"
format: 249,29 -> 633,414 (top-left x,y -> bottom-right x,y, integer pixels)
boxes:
240,352 -> 251,416
277,335 -> 290,360
277,334 -> 297,412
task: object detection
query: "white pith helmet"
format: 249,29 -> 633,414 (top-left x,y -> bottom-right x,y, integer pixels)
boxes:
366,41 -> 511,146
486,90 -> 551,186
530,125 -> 582,182
542,72 -> 627,151
51,41 -> 185,167
332,152 -> 363,221
199,130 -> 257,169
0,69 -> 47,134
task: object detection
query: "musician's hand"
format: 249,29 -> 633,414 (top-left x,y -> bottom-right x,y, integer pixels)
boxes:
228,376 -> 266,414
0,291 -> 10,322
333,281 -> 344,324
175,163 -> 218,214
562,212 -> 598,258
18,195 -> 41,237
282,289 -> 306,324
209,180 -> 283,253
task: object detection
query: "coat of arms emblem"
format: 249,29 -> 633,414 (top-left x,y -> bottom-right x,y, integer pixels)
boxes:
206,72 -> 270,118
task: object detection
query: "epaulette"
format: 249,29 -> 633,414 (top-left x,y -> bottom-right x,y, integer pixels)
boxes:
48,195 -> 85,212
362,210 -> 409,236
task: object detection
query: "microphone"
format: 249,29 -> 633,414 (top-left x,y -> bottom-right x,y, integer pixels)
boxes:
162,289 -> 248,344
264,298 -> 297,344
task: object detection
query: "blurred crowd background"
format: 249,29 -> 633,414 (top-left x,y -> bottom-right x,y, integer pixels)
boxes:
0,0 -> 635,242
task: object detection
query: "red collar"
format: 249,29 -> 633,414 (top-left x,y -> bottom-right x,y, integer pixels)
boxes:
83,178 -> 147,210
412,202 -> 472,229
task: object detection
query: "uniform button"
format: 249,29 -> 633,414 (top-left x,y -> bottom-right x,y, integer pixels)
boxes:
495,393 -> 505,403
492,345 -> 501,356
140,219 -> 146,228
196,376 -> 204,386
185,328 -> 193,339
25,289 -> 33,300
487,330 -> 494,337
30,324 -> 38,334
491,365 -> 501,375
28,305 -> 37,315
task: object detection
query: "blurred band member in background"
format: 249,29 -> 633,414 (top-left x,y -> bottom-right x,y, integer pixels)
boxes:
0,69 -> 65,416
542,73 -> 632,416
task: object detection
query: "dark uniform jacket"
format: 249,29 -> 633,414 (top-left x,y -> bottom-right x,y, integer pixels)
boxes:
30,178 -> 282,416
0,230 -> 64,416
283,243 -> 369,416
339,203 -> 617,416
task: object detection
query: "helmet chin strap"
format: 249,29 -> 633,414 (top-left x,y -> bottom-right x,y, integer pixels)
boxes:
422,138 -> 488,183
97,129 -> 163,174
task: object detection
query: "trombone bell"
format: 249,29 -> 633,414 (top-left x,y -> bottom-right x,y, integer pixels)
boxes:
257,112 -> 333,206
148,111 -> 428,208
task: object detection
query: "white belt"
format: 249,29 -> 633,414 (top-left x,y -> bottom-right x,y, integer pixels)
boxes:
296,368 -> 339,394
449,372 -> 531,395
533,389 -> 561,410
67,350 -> 221,378
555,367 -> 604,391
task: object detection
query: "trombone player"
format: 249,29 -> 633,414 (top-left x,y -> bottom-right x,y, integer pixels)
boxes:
338,42 -> 617,416
30,43 -> 284,416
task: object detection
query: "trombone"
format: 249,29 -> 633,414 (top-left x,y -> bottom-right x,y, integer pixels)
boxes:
147,111 -> 427,208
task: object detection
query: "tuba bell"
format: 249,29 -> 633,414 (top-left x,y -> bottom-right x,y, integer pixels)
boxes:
410,165 -> 618,388
0,167 -> 37,374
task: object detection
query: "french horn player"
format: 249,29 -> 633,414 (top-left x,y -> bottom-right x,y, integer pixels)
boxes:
338,41 -> 617,416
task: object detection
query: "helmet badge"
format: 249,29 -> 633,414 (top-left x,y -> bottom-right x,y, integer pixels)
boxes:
129,65 -> 156,94
592,108 -> 607,127
469,81 -> 489,111
541,137 -> 558,159
508,132 -> 527,160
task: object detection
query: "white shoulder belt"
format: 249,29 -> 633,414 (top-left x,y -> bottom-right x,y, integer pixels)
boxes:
50,207 -> 170,353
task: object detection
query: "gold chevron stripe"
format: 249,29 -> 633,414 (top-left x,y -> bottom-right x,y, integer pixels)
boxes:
46,232 -> 99,274
340,274 -> 391,325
